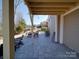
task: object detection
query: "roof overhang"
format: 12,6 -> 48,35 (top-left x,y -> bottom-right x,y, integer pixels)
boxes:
24,0 -> 78,15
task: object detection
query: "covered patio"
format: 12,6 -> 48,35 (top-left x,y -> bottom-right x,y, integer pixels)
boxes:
2,0 -> 79,59
15,32 -> 78,59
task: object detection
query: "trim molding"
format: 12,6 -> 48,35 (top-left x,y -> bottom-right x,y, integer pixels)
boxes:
63,5 -> 79,16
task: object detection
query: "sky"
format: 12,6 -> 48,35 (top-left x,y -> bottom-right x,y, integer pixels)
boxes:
0,0 -> 2,10
0,0 -> 48,25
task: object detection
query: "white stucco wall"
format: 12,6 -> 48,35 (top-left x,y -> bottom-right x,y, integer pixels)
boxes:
48,15 -> 56,40
64,9 -> 79,52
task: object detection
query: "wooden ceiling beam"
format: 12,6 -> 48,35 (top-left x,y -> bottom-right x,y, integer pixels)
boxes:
29,2 -> 76,8
24,0 -> 78,15
29,0 -> 77,2
31,7 -> 70,12
32,11 -> 65,15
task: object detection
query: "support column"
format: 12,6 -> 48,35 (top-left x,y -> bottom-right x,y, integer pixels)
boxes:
3,0 -> 14,59
30,14 -> 34,33
29,14 -> 34,38
59,15 -> 64,44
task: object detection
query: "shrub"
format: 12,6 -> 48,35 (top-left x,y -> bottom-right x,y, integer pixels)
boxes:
41,28 -> 47,32
16,25 -> 24,33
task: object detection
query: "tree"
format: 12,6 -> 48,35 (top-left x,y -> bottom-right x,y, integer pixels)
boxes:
14,0 -> 23,33
15,18 -> 27,33
19,18 -> 26,29
14,0 -> 23,14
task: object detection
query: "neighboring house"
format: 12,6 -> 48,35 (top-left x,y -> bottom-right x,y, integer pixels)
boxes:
40,21 -> 48,27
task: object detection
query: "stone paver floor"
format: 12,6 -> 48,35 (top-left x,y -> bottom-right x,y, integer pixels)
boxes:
15,32 -> 79,59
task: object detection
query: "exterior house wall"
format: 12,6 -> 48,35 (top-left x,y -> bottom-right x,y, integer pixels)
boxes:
63,9 -> 79,52
48,15 -> 56,40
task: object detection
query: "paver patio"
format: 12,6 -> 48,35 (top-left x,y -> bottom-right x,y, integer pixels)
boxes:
15,32 -> 79,59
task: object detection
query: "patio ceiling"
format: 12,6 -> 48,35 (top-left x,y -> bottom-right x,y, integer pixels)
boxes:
24,0 -> 78,15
